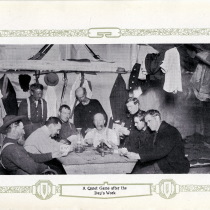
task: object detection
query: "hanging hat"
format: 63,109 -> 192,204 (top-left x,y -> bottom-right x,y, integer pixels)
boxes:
44,72 -> 59,86
19,74 -> 31,92
0,115 -> 25,134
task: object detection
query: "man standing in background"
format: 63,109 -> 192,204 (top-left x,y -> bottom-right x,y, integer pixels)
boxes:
74,87 -> 107,137
124,97 -> 140,132
119,97 -> 140,147
18,83 -> 47,138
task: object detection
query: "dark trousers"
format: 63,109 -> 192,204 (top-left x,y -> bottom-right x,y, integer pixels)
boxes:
45,159 -> 66,175
132,161 -> 163,174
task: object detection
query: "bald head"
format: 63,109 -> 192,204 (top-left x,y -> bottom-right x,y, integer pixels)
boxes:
75,87 -> 87,103
93,113 -> 106,131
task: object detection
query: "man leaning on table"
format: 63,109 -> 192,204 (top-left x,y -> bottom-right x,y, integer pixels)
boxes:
121,109 -> 190,174
24,117 -> 74,174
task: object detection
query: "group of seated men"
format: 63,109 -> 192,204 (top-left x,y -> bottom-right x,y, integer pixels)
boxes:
120,97 -> 190,174
0,83 -> 190,174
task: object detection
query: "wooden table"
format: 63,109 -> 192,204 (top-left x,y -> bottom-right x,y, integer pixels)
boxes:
58,147 -> 137,174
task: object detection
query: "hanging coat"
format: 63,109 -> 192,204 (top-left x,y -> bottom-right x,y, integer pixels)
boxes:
145,52 -> 165,81
128,63 -> 142,90
0,74 -> 18,115
136,45 -> 159,80
191,63 -> 210,101
110,74 -> 128,122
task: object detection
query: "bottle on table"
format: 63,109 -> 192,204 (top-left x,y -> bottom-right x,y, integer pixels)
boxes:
75,129 -> 84,153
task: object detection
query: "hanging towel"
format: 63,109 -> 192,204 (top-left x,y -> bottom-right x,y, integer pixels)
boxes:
69,74 -> 92,111
45,86 -> 58,118
160,47 -> 182,93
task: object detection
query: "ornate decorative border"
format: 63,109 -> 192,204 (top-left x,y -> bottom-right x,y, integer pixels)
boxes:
0,27 -> 209,203
0,28 -> 210,38
0,30 -> 88,37
0,179 -> 210,200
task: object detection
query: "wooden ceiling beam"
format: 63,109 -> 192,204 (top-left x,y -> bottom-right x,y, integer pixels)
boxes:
0,60 -> 127,73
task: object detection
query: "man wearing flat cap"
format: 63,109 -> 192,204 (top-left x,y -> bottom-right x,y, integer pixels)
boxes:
0,115 -> 49,175
18,83 -> 47,139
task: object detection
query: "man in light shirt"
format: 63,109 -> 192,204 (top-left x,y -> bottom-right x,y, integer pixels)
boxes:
24,117 -> 74,174
85,113 -> 119,148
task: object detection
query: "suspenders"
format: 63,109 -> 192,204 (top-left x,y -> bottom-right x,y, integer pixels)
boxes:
26,98 -> 44,120
0,143 -> 14,169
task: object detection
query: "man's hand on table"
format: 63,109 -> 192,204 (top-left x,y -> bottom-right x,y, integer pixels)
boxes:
85,138 -> 93,146
56,144 -> 74,157
118,147 -> 128,156
118,148 -> 140,160
52,150 -> 69,158
125,152 -> 140,160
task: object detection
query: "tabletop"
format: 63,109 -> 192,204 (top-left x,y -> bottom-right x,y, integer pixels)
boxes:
58,147 -> 137,174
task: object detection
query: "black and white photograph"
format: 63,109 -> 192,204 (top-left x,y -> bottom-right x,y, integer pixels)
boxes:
0,44 -> 209,175
1,1 -> 210,209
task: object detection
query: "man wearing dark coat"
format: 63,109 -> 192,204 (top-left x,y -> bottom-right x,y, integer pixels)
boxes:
120,97 -> 140,147
122,110 -> 155,174
124,109 -> 190,174
74,87 -> 107,137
